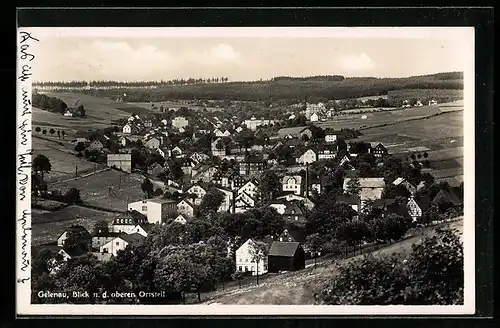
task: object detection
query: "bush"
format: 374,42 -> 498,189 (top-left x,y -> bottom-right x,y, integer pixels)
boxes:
316,228 -> 463,305
64,188 -> 83,205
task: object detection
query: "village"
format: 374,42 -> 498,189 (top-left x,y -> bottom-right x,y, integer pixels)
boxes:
30,95 -> 464,305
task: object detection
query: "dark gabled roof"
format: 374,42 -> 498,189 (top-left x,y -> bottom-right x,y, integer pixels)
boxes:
414,196 -> 431,211
268,241 -> 301,257
279,228 -> 306,243
119,233 -> 146,246
92,231 -> 120,238
450,186 -> 463,203
336,194 -> 360,205
137,223 -> 155,233
32,243 -> 61,256
432,189 -> 462,206
65,246 -> 88,258
59,225 -> 91,240
283,202 -> 305,216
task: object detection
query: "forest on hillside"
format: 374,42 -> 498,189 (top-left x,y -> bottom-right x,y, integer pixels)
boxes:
35,72 -> 464,103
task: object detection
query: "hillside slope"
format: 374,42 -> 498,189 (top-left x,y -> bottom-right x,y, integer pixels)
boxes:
204,219 -> 463,305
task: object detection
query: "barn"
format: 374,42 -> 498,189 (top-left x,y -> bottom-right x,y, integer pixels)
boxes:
267,241 -> 305,273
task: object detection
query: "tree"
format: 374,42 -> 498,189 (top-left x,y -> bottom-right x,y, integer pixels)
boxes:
316,228 -> 463,305
75,142 -> 86,153
196,189 -> 225,218
64,188 -> 82,204
61,130 -> 66,140
345,178 -> 361,196
35,126 -> 41,133
423,152 -> 429,158
49,128 -> 55,136
259,171 -> 281,200
62,226 -> 89,253
141,178 -> 154,199
248,240 -> 268,286
57,130 -> 61,138
154,187 -> 164,196
231,270 -> 244,288
33,154 -> 51,179
305,233 -> 323,269
93,220 -> 109,234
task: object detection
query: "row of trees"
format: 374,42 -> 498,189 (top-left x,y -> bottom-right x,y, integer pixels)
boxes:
71,73 -> 463,103
34,127 -> 67,139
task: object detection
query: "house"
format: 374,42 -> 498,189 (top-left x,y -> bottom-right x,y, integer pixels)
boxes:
127,198 -> 177,224
215,129 -> 231,137
189,152 -> 209,164
32,244 -> 82,271
87,140 -> 104,151
212,170 -> 231,188
144,119 -> 153,128
234,196 -> 255,213
308,175 -> 322,195
297,149 -> 317,165
185,182 -> 209,205
171,116 -> 189,129
407,196 -> 431,222
122,124 -> 137,134
181,157 -> 196,176
243,117 -> 276,131
343,177 -> 386,205
216,187 -> 234,213
177,199 -> 195,217
145,136 -> 162,150
57,225 -> 92,250
392,177 -> 417,196
317,145 -> 337,160
230,173 -> 247,191
191,165 -> 218,183
276,126 -> 310,140
91,231 -> 120,251
238,157 -> 265,176
282,175 -> 303,196
148,162 -> 165,176
267,242 -> 305,273
372,143 -> 388,158
238,179 -> 260,200
373,199 -> 411,219
270,200 -> 306,224
131,223 -> 155,237
171,146 -> 183,156
117,136 -> 130,147
278,228 -> 306,243
107,154 -> 132,173
309,112 -> 319,122
429,99 -> 438,106
235,239 -> 268,275
336,194 -> 361,212
157,146 -> 171,159
111,210 -> 148,234
211,137 -> 227,157
64,110 -> 73,117
173,214 -> 189,225
431,189 -> 462,211
276,194 -> 315,211
99,233 -> 145,257
324,129 -> 338,143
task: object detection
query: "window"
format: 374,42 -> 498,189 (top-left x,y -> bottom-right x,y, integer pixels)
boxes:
239,266 -> 242,271
142,206 -> 147,211
103,248 -> 108,253
245,258 -> 248,262
137,229 -> 139,232
245,266 -> 248,272
239,258 -> 242,262
116,241 -> 120,246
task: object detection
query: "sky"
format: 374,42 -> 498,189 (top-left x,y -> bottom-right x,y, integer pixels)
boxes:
26,27 -> 474,82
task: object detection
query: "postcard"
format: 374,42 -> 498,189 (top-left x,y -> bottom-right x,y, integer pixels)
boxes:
17,24 -> 475,316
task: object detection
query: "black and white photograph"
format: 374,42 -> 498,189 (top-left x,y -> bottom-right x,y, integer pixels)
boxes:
17,24 -> 475,316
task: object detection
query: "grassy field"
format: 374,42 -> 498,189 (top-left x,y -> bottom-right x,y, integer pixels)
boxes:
33,136 -> 106,183
203,219 -> 463,305
32,205 -> 117,246
50,170 -> 147,211
128,101 -> 220,112
387,88 -> 464,102
34,92 -> 151,130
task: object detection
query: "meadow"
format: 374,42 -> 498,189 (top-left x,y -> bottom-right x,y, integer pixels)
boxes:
32,205 -> 117,246
50,170 -> 148,211
32,137 -> 105,183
